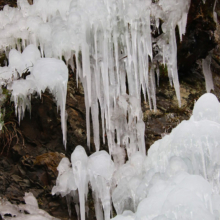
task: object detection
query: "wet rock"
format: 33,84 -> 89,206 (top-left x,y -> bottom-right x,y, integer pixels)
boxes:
0,0 -> 17,9
49,201 -> 60,213
34,152 -> 64,180
6,183 -> 23,202
143,71 -> 206,150
177,0 -> 216,74
11,174 -> 23,183
28,189 -> 44,198
0,157 -> 11,172
0,173 -> 6,194
27,0 -> 33,5
49,201 -> 60,208
11,144 -> 26,161
19,179 -> 31,188
19,92 -> 64,156
211,0 -> 220,97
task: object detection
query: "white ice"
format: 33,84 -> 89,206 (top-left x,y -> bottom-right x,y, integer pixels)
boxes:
0,0 -> 191,154
111,93 -> 220,220
71,146 -> 89,220
54,93 -> 220,220
53,147 -> 115,220
88,151 -> 115,220
0,45 -> 68,147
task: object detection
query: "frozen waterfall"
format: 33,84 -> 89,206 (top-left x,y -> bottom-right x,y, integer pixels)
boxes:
0,0 -> 191,153
1,1 -> 219,220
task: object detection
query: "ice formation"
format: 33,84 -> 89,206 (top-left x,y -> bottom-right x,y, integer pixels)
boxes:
52,146 -> 115,220
0,0 -> 218,219
0,87 -> 5,130
0,192 -> 60,220
202,55 -> 214,93
53,93 -> 220,220
0,0 -> 191,151
0,44 -> 68,146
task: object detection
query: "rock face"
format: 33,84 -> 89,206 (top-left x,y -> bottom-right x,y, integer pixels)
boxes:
0,0 -> 16,9
212,1 -> 220,96
177,0 -> 216,74
0,0 -> 219,219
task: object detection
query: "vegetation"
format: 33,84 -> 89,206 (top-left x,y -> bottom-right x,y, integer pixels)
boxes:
0,87 -> 24,155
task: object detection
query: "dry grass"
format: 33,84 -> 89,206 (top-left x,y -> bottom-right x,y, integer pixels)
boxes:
0,120 -> 25,155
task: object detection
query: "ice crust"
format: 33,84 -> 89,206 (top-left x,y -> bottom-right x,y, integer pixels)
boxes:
0,192 -> 60,220
0,0 -> 191,152
53,93 -> 220,220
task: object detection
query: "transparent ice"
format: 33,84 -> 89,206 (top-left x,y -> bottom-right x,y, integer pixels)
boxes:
202,54 -> 214,93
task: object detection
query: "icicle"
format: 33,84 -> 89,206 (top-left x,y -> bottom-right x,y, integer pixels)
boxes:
66,194 -> 72,218
177,12 -> 188,41
213,0 -> 217,23
71,146 -> 89,220
156,67 -> 160,87
0,0 -> 193,158
202,55 -> 214,93
88,151 -> 115,220
169,27 -> 181,107
93,193 -> 104,220
91,101 -> 100,151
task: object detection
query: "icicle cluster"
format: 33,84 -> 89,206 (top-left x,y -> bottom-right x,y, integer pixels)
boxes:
0,0 -> 191,151
0,44 -> 68,147
52,146 -> 115,220
0,192 -> 60,220
53,93 -> 220,220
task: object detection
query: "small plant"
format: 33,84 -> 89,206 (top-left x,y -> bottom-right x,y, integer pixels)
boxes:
159,63 -> 168,77
0,86 -> 25,155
